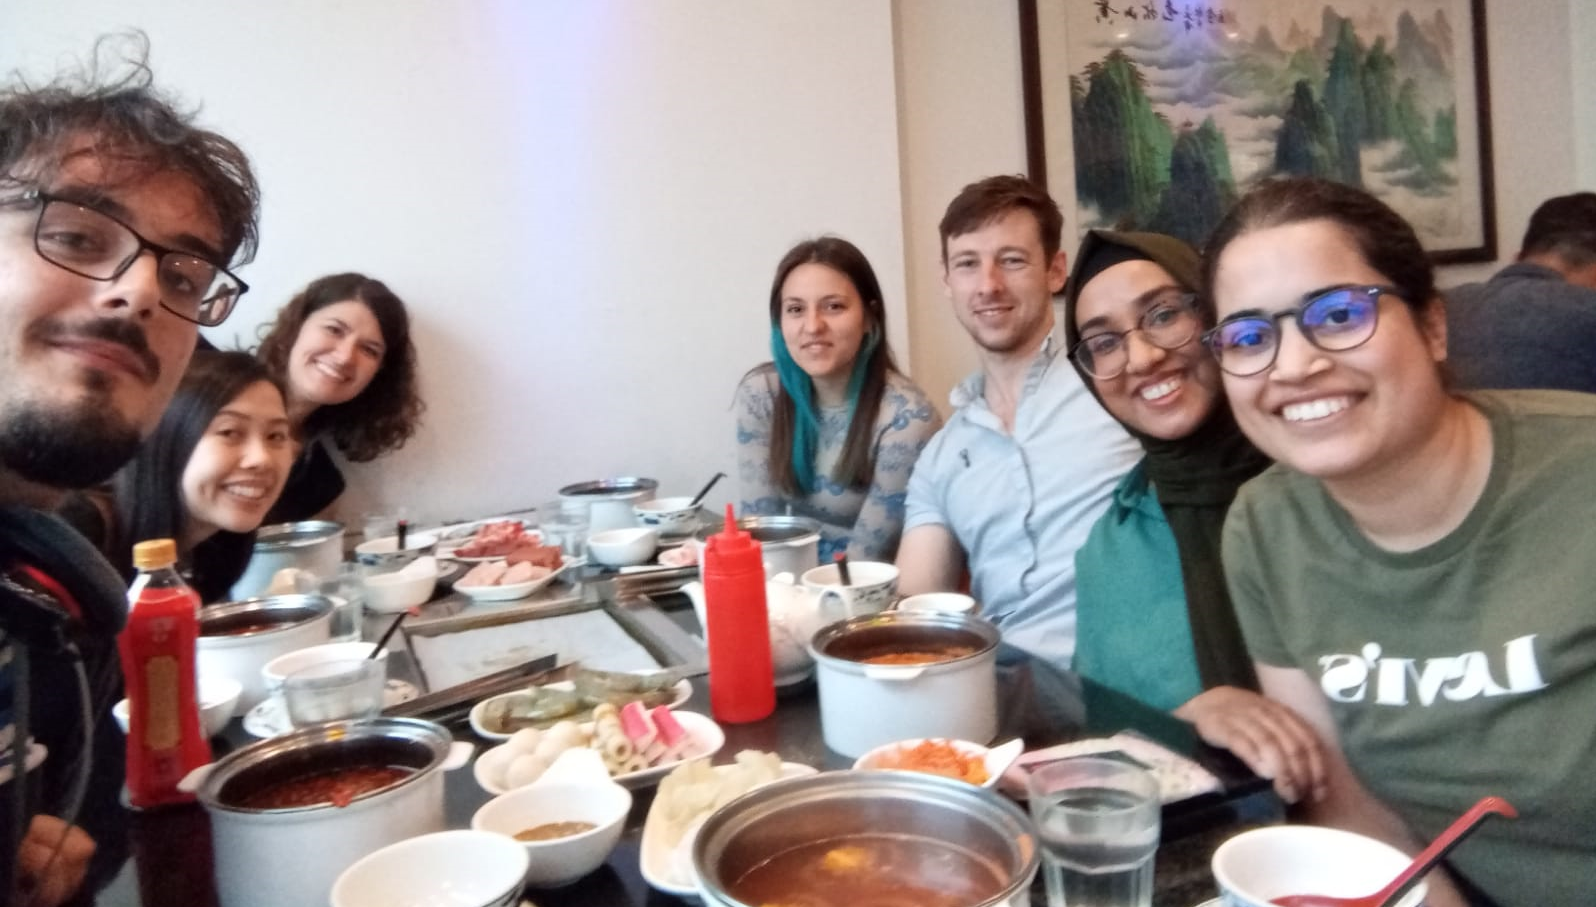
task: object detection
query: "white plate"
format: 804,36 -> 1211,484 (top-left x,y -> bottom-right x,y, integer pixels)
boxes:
474,710 -> 725,795
639,761 -> 817,898
453,556 -> 574,602
468,678 -> 692,742
242,680 -> 419,738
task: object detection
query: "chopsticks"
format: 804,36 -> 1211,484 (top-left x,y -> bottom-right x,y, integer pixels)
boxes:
383,653 -> 563,722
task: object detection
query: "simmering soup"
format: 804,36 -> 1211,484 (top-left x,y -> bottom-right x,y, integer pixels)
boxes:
239,765 -> 411,809
857,646 -> 978,666
728,833 -> 1005,907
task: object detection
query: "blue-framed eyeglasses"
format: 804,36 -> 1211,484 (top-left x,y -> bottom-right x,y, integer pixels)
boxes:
1201,285 -> 1396,377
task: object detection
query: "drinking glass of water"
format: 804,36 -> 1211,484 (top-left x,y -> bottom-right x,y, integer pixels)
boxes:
1026,755 -> 1161,907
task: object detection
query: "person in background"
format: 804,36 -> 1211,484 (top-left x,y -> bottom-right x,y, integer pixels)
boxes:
1062,229 -> 1326,805
735,237 -> 942,561
897,175 -> 1139,670
1205,176 -> 1596,907
0,35 -> 260,904
1446,191 -> 1596,392
254,272 -> 423,522
60,350 -> 294,603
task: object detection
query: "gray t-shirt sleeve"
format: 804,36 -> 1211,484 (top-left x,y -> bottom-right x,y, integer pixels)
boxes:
734,369 -> 786,517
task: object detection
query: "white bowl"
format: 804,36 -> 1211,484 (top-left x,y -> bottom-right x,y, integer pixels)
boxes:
361,560 -> 438,613
330,829 -> 528,907
112,675 -> 243,739
1212,825 -> 1427,907
586,527 -> 659,568
260,642 -> 388,701
853,737 -> 1022,789
472,778 -> 632,888
633,497 -> 699,534
353,532 -> 439,571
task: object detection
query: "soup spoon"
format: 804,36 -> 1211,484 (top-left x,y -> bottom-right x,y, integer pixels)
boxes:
1270,796 -> 1516,907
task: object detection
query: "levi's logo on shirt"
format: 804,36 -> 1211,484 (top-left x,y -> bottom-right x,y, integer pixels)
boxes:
1318,635 -> 1548,706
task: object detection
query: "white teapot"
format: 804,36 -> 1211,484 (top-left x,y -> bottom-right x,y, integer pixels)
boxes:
681,573 -> 851,686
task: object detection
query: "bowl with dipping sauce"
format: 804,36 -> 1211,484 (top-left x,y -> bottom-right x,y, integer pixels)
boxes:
353,531 -> 439,572
331,829 -> 529,907
197,594 -> 335,714
808,610 -> 999,758
472,776 -> 633,887
693,769 -> 1038,907
1212,825 -> 1427,907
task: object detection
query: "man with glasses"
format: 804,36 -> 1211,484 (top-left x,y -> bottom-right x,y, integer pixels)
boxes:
897,176 -> 1138,670
0,40 -> 259,905
1446,192 -> 1596,393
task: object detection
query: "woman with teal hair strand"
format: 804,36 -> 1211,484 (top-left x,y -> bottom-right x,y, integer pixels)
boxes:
735,237 -> 941,561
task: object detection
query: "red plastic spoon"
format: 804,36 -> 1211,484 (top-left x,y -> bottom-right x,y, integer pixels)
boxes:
1271,796 -> 1517,907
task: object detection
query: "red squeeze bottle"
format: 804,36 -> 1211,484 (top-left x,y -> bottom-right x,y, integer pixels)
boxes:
119,539 -> 211,808
701,505 -> 775,723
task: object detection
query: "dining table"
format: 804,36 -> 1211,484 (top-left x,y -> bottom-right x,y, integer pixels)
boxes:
99,580 -> 1282,907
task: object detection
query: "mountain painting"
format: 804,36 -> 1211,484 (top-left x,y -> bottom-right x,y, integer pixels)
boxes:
1022,0 -> 1495,261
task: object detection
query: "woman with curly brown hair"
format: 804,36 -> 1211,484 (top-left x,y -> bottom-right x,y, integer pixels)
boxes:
255,272 -> 424,522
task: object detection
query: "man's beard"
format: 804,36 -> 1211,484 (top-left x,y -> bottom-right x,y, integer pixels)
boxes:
0,395 -> 143,489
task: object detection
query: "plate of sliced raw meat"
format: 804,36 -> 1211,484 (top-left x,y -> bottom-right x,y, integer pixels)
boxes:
452,555 -> 575,602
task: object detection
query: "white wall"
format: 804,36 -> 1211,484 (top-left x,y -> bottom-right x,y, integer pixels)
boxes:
1572,0 -> 1596,188
2,0 -> 1588,525
1,0 -> 906,524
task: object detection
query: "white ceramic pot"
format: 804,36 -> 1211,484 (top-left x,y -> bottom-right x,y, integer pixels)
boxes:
808,611 -> 1000,758
692,515 -> 820,580
559,477 -> 658,532
197,595 -> 334,714
192,718 -> 473,907
229,521 -> 345,600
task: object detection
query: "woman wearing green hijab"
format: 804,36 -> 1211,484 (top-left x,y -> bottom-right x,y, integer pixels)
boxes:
1063,229 -> 1327,805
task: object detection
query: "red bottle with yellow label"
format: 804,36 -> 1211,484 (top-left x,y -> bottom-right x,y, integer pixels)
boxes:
118,539 -> 210,808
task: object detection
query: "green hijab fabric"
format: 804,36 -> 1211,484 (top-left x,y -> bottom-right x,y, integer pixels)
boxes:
1063,230 -> 1269,693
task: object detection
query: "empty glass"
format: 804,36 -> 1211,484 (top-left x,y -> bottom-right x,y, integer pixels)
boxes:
538,501 -> 589,560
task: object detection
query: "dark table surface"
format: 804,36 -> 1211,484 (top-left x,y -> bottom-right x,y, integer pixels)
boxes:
103,598 -> 1279,907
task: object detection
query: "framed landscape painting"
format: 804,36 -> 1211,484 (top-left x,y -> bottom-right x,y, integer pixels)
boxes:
1019,0 -> 1497,262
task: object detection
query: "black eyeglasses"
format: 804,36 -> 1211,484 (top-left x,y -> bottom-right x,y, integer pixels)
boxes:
1201,285 -> 1394,377
2,189 -> 246,326
1069,290 -> 1202,379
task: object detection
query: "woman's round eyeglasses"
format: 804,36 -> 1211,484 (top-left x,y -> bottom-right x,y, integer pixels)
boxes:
1200,285 -> 1393,377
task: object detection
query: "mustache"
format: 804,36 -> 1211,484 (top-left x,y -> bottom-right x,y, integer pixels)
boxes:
35,317 -> 161,383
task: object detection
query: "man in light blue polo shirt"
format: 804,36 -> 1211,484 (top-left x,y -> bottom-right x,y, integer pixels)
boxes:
897,176 -> 1138,669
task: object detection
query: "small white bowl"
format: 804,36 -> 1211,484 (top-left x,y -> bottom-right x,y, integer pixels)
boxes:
352,531 -> 439,571
260,641 -> 388,701
633,497 -> 699,534
361,558 -> 438,613
112,675 -> 243,739
472,778 -> 632,888
852,737 -> 1023,789
1212,826 -> 1427,907
586,527 -> 659,568
330,829 -> 528,907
